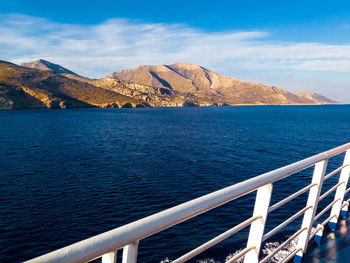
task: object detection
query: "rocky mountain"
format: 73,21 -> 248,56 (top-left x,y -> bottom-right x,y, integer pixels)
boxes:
2,59 -> 336,109
0,61 -> 145,109
21,59 -> 78,76
294,91 -> 337,104
108,63 -> 334,105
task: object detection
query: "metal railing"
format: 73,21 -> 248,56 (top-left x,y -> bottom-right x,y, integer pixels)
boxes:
25,143 -> 350,263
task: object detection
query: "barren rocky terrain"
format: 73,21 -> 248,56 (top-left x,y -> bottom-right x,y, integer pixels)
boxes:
0,59 -> 336,109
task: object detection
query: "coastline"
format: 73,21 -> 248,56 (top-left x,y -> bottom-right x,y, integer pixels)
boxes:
0,102 -> 345,110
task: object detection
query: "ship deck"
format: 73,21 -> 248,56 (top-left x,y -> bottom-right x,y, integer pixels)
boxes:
302,215 -> 350,263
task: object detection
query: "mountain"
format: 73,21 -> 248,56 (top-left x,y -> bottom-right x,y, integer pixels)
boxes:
294,91 -> 337,104
0,61 -> 145,109
21,59 -> 78,76
108,63 -> 335,105
10,59 -> 337,109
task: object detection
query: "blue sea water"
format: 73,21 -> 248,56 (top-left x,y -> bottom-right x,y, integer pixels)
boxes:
1,105 -> 350,263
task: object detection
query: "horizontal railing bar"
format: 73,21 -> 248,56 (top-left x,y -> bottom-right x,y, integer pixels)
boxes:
25,143 -> 350,263
322,214 -> 337,227
259,227 -> 307,263
310,214 -> 338,239
269,184 -> 316,213
171,216 -> 261,263
262,206 -> 312,242
309,226 -> 322,240
225,246 -> 256,263
345,187 -> 350,196
314,199 -> 341,222
324,164 -> 349,181
319,182 -> 344,202
280,248 -> 302,263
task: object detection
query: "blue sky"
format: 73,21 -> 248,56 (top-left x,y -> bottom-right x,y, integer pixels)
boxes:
1,0 -> 350,102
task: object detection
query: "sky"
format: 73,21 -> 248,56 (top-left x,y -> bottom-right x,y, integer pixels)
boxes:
1,0 -> 350,102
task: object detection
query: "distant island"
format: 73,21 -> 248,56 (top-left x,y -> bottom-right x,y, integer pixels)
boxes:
0,59 -> 337,109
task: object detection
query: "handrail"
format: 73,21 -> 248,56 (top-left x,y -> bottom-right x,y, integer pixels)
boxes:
171,216 -> 261,263
345,187 -> 350,196
260,227 -> 307,263
324,164 -> 349,181
262,206 -> 312,242
310,214 -> 338,239
314,199 -> 341,222
319,182 -> 344,201
225,246 -> 256,263
268,183 -> 316,213
280,248 -> 303,263
25,142 -> 350,263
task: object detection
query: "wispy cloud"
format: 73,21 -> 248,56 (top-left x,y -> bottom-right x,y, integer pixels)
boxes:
1,14 -> 350,78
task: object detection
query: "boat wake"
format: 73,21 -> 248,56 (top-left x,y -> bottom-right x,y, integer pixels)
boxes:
160,238 -> 298,263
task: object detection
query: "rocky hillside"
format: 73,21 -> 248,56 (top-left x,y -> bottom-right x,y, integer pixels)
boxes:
0,61 -> 145,109
21,59 -> 78,76
294,91 -> 337,104
108,63 -> 332,105
5,59 -> 337,109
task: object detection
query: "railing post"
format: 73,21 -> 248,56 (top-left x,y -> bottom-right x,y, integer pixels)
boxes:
294,159 -> 328,263
328,150 -> 350,230
314,224 -> 324,245
341,201 -> 349,219
243,183 -> 273,263
102,251 -> 117,263
122,241 -> 139,263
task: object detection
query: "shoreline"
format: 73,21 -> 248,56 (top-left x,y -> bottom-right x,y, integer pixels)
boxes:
0,103 -> 347,111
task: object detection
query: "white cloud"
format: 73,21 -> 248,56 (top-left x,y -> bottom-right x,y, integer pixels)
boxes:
1,14 -> 350,79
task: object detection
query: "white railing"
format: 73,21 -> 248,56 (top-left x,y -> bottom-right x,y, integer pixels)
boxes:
25,143 -> 350,263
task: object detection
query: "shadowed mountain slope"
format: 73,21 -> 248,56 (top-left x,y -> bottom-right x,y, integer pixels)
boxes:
0,61 -> 143,109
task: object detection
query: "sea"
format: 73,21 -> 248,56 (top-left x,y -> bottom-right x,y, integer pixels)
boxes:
1,105 -> 350,263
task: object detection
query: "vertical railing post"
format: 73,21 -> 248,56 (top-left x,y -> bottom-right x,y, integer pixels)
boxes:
328,150 -> 350,230
341,201 -> 349,219
294,159 -> 328,263
102,251 -> 117,263
243,183 -> 273,263
314,224 -> 324,245
122,241 -> 139,263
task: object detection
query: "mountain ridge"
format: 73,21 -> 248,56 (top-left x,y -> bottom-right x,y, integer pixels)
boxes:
107,63 -> 336,105
294,91 -> 337,104
0,59 -> 337,109
0,60 -> 146,109
21,59 -> 78,76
